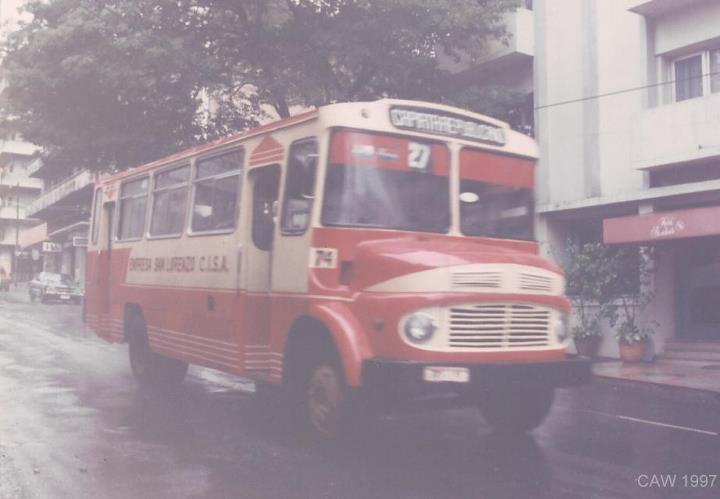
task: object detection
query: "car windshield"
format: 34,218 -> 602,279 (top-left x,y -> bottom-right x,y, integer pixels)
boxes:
43,273 -> 74,285
322,131 -> 450,233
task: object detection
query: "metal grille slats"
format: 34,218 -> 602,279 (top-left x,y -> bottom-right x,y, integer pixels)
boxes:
448,303 -> 551,349
450,269 -> 557,294
519,273 -> 554,292
450,272 -> 502,289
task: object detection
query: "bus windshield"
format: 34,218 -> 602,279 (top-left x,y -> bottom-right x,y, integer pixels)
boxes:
321,132 -> 536,240
459,148 -> 535,241
322,131 -> 450,233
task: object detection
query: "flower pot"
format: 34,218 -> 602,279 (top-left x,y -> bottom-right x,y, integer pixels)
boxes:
618,340 -> 647,362
574,336 -> 600,357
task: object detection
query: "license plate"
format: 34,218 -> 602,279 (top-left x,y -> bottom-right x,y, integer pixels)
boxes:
60,294 -> 70,300
422,366 -> 470,384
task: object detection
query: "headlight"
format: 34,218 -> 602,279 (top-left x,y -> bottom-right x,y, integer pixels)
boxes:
404,313 -> 438,344
554,315 -> 569,344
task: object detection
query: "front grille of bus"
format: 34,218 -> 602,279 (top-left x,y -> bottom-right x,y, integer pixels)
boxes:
447,303 -> 552,349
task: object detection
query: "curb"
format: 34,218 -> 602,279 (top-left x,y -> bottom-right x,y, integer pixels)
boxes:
590,372 -> 720,404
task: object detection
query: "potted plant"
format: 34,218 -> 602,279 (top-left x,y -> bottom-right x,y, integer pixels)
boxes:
604,247 -> 657,363
563,241 -> 614,358
572,322 -> 602,357
614,322 -> 653,362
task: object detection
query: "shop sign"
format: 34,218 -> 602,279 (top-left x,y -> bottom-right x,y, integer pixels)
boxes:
649,216 -> 686,239
42,241 -> 62,253
604,206 -> 720,244
73,236 -> 88,247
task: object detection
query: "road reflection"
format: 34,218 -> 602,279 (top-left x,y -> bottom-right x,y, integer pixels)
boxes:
114,381 -> 559,499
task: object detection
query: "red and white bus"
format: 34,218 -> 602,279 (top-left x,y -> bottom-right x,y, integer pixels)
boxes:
85,99 -> 590,438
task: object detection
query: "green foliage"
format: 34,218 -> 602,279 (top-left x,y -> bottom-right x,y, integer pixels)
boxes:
563,241 -> 656,343
563,241 -> 614,339
0,0 -> 520,175
605,247 -> 657,345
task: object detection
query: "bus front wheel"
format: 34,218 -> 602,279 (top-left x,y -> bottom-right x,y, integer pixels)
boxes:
479,385 -> 554,433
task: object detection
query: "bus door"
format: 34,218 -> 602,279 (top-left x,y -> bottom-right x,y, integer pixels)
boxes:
101,201 -> 115,316
243,165 -> 280,369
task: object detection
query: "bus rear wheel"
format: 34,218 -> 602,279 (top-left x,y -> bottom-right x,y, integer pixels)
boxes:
479,385 -> 554,433
126,315 -> 188,390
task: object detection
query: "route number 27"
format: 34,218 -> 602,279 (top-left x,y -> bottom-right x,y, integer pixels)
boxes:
408,142 -> 431,171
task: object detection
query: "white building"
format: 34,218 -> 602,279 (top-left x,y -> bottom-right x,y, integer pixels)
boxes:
528,0 -> 720,357
0,0 -> 43,279
453,0 -> 720,357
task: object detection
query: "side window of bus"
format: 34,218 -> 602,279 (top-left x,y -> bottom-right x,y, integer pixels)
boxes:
192,149 -> 244,233
91,187 -> 102,244
281,138 -> 318,235
150,164 -> 190,237
117,177 -> 149,240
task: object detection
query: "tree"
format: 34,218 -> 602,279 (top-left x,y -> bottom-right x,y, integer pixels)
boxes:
563,241 -> 616,339
0,0 -> 520,175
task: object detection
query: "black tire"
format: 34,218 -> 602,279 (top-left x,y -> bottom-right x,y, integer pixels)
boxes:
126,313 -> 188,389
479,385 -> 555,433
291,350 -> 354,441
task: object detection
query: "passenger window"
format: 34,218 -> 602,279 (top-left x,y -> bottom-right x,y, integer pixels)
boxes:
117,177 -> 149,240
91,187 -> 103,244
281,138 -> 318,235
192,149 -> 244,233
150,165 -> 190,236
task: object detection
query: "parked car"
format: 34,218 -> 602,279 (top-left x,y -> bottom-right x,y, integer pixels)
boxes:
29,272 -> 83,304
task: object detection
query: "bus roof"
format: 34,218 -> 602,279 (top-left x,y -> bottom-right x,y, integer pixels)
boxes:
100,99 -> 536,186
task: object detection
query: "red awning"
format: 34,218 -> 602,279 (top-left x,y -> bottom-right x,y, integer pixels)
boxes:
603,205 -> 720,244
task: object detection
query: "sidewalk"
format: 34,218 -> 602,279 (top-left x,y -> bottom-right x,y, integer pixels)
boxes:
592,357 -> 720,395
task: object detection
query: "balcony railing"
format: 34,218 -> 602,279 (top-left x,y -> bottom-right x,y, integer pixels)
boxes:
26,169 -> 97,217
0,139 -> 40,158
0,206 -> 29,220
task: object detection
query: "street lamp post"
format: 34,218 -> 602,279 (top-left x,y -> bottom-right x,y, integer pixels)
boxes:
14,180 -> 19,285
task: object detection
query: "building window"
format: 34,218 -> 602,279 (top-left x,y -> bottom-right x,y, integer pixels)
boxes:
711,49 -> 720,94
191,149 -> 243,233
149,165 -> 190,237
281,138 -> 318,235
674,48 -> 720,102
117,176 -> 149,240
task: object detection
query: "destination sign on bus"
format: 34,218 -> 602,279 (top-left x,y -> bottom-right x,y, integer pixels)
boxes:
389,107 -> 506,146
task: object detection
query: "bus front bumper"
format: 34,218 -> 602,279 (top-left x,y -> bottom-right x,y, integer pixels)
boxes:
361,357 -> 592,396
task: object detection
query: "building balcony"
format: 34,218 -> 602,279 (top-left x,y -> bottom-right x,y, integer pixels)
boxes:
0,176 -> 43,191
26,169 -> 97,219
437,7 -> 533,76
0,139 -> 40,159
628,0 -> 708,17
632,92 -> 720,170
0,205 -> 30,220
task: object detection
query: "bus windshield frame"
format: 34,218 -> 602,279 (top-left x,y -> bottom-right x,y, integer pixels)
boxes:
321,129 -> 536,241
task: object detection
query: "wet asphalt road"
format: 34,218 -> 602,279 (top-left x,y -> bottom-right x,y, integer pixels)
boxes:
2,289 -> 720,499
